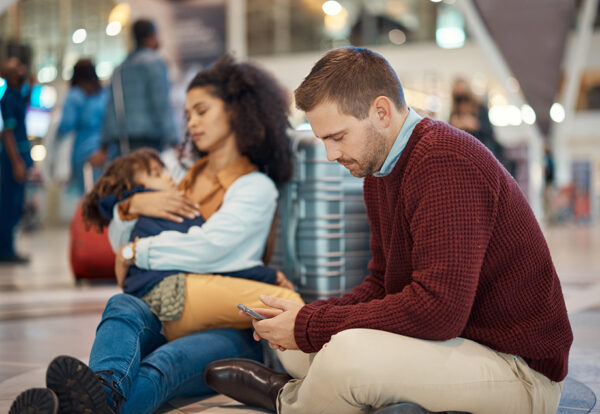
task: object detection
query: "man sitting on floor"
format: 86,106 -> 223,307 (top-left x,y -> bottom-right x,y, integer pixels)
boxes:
204,47 -> 573,414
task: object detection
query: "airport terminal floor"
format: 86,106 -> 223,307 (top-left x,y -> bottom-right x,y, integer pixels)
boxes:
0,223 -> 599,413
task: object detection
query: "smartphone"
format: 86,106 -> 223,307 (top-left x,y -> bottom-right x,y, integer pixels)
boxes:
237,303 -> 266,320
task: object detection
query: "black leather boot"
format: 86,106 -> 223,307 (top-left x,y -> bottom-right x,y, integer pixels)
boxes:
204,358 -> 292,412
9,388 -> 59,414
45,355 -> 125,413
373,403 -> 471,414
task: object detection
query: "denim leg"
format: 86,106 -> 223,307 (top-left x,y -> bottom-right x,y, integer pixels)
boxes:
88,293 -> 166,401
120,328 -> 263,414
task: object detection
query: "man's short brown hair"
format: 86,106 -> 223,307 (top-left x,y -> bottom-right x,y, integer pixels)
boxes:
294,47 -> 406,119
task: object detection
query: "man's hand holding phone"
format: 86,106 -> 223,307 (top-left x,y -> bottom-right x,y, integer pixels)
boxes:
238,296 -> 303,351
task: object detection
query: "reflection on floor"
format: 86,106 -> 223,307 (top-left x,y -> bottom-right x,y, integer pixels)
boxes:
0,224 -> 599,413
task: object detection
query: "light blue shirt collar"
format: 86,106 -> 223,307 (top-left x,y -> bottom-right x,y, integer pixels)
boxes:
373,108 -> 422,177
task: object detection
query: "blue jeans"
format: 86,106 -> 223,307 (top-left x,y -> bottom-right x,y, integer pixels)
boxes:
89,293 -> 263,414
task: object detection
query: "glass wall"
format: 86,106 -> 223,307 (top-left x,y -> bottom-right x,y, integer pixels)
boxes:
0,0 -> 127,83
247,0 -> 465,56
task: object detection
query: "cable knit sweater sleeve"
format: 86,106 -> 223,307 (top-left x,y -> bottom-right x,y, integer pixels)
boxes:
294,149 -> 499,353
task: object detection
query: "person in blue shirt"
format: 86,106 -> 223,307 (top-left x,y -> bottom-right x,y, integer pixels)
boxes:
57,59 -> 109,195
98,19 -> 178,163
0,57 -> 33,263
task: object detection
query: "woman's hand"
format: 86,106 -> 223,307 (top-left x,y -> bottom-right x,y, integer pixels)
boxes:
115,245 -> 131,289
128,191 -> 200,222
276,271 -> 294,290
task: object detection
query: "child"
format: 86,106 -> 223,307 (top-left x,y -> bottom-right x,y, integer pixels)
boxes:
81,148 -> 300,340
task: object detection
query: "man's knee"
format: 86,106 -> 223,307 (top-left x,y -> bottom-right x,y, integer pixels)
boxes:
311,329 -> 374,381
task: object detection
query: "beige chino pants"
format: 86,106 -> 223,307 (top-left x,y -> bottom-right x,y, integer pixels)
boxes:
276,329 -> 562,414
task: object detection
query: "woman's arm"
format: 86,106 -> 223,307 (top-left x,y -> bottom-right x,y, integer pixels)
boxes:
135,173 -> 278,274
107,190 -> 200,252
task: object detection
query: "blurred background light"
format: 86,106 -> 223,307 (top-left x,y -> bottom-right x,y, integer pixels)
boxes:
72,28 -> 87,44
0,77 -> 6,100
489,106 -> 509,127
29,85 -> 57,110
388,29 -> 407,45
435,5 -> 465,49
324,4 -> 349,37
108,3 -> 131,27
25,109 -> 52,138
31,144 -> 47,162
506,105 -> 522,126
39,85 -> 58,109
37,65 -> 57,83
550,102 -> 566,123
322,1 -> 343,16
106,21 -> 122,36
96,61 -> 114,80
521,104 -> 536,125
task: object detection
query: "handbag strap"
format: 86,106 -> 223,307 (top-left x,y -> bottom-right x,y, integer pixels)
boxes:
111,67 -> 130,155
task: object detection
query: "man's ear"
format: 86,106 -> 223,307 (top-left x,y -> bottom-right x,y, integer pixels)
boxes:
370,96 -> 393,128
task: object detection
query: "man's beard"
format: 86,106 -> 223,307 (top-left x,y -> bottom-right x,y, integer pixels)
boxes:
343,123 -> 387,178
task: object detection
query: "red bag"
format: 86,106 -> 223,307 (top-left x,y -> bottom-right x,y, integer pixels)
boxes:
69,203 -> 116,280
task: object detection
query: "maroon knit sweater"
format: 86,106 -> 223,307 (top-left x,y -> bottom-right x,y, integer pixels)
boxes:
294,118 -> 573,382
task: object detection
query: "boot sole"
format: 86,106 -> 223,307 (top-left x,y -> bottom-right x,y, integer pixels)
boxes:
45,355 -> 111,414
9,388 -> 59,414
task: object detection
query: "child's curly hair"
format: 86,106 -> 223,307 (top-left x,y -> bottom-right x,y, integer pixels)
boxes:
81,148 -> 164,232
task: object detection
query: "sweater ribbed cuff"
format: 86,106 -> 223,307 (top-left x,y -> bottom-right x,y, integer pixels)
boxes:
294,305 -> 316,353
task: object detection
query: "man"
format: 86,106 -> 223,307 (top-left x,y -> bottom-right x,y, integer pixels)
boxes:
94,19 -> 178,164
0,57 -> 33,263
204,47 -> 572,414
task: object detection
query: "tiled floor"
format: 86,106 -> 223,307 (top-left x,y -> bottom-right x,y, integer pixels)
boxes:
0,224 -> 599,413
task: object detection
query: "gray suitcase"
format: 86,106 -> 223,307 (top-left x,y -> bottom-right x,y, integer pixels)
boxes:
271,131 -> 371,302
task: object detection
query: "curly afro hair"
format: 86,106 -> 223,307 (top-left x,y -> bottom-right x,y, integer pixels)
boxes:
180,55 -> 293,186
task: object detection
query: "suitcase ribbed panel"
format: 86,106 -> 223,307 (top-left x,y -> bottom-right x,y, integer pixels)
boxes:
272,132 -> 371,302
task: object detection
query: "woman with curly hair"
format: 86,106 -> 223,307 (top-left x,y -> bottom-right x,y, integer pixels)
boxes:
9,56 -> 301,414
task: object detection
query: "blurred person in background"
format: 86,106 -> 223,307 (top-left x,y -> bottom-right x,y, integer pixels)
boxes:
0,57 -> 34,264
97,18 -> 178,163
57,59 -> 108,195
449,78 -> 508,170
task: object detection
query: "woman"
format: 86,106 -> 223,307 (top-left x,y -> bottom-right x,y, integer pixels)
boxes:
10,55 -> 296,414
56,59 -> 109,194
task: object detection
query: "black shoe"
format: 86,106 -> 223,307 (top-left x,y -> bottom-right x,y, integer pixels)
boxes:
46,355 -> 124,414
373,404 -> 471,414
0,254 -> 30,264
373,403 -> 435,414
204,358 -> 292,412
9,388 -> 59,414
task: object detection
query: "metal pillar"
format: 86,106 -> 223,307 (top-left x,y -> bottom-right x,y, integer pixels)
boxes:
552,0 -> 598,187
226,0 -> 247,59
